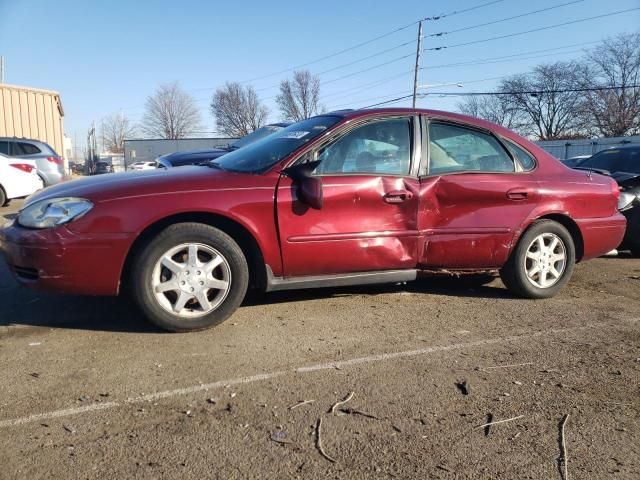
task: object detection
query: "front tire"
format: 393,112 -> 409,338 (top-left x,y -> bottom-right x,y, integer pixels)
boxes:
500,220 -> 575,299
130,222 -> 249,332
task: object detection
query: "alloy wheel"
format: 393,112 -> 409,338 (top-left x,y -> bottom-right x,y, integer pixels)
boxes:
523,233 -> 567,289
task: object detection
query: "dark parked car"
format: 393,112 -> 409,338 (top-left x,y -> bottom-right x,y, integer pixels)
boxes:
560,155 -> 591,168
574,145 -> 640,256
1,108 -> 625,332
0,137 -> 68,186
93,161 -> 113,175
156,123 -> 290,168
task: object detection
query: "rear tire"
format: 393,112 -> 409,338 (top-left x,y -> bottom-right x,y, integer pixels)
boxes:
130,222 -> 249,332
0,187 -> 7,207
500,220 -> 575,299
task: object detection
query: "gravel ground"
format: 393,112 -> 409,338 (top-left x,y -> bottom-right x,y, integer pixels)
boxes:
1,199 -> 639,479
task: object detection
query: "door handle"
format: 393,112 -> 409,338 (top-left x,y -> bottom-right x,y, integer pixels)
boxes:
506,188 -> 529,201
383,190 -> 413,204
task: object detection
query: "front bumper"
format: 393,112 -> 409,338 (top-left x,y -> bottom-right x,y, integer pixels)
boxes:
0,220 -> 133,295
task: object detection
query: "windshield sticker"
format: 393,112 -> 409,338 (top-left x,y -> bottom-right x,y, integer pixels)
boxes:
280,131 -> 309,139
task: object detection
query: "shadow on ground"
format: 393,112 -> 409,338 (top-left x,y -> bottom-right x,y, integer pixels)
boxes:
1,256 -> 515,334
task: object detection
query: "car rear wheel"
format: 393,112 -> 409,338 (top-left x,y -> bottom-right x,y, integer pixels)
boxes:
0,187 -> 7,207
500,220 -> 575,299
131,222 -> 249,332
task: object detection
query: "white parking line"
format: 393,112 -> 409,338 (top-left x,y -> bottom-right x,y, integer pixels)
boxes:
0,324 -> 602,428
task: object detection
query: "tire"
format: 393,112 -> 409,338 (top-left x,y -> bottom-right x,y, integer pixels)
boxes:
630,246 -> 640,258
0,187 -> 6,207
130,222 -> 249,332
500,220 -> 575,299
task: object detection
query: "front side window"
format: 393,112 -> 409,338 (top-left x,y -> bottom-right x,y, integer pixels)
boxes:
314,117 -> 412,175
428,122 -> 514,175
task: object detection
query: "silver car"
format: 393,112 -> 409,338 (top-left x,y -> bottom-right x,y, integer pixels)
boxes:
0,137 -> 68,186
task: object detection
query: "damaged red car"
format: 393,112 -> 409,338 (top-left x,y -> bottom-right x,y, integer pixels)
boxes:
0,109 -> 626,331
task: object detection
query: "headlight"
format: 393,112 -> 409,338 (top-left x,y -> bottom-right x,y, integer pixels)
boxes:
18,197 -> 93,229
618,192 -> 639,211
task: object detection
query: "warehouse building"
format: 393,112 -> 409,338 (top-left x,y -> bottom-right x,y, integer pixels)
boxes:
123,137 -> 236,168
0,83 -> 66,169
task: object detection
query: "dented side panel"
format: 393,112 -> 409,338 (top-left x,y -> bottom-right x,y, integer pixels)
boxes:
276,175 -> 420,277
418,173 -> 539,268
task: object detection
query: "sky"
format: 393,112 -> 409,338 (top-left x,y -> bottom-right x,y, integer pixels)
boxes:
1,0 -> 639,153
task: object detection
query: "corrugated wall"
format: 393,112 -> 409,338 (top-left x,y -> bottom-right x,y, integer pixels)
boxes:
0,83 -> 65,156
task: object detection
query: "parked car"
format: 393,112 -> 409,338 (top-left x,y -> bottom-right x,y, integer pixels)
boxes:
0,153 -> 43,207
0,109 -> 625,332
93,162 -> 113,175
573,145 -> 640,256
0,137 -> 68,186
130,161 -> 157,171
560,155 -> 591,168
156,123 -> 290,168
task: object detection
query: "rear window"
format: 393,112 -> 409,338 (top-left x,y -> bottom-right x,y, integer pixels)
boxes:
0,141 -> 8,155
14,142 -> 42,155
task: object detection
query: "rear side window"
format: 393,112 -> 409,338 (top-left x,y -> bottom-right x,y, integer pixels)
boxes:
0,141 -> 8,155
13,142 -> 42,155
504,139 -> 536,171
428,122 -> 514,174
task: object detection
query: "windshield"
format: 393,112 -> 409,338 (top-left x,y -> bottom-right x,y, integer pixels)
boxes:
579,148 -> 640,174
217,116 -> 342,173
230,125 -> 285,149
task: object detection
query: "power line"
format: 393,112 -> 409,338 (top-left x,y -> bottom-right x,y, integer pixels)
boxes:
423,0 -> 504,21
426,7 -> 640,51
359,85 -> 640,108
427,0 -> 584,38
191,0 -> 504,91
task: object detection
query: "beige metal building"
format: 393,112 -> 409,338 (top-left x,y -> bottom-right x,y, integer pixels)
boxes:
0,83 -> 65,157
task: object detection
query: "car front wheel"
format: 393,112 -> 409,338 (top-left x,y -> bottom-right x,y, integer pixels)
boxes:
500,220 -> 575,299
131,223 -> 249,332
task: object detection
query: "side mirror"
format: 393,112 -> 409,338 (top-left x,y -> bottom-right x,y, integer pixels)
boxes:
299,176 -> 323,209
282,160 -> 323,210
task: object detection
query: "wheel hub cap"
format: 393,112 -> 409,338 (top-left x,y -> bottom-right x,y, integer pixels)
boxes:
151,243 -> 231,318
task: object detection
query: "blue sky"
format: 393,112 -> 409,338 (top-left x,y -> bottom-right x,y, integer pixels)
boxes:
1,0 -> 639,148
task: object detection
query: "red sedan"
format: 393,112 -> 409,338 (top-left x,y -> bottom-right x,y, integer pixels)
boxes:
0,109 -> 626,332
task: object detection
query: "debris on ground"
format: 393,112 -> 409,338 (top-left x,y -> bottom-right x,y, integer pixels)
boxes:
63,425 -> 76,434
270,430 -> 293,445
339,407 -> 380,420
329,391 -> 354,414
478,415 -> 525,432
288,399 -> 315,410
315,417 -> 336,463
558,414 -> 569,480
455,380 -> 470,395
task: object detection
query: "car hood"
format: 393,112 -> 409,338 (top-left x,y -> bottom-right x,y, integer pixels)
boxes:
24,166 -> 260,206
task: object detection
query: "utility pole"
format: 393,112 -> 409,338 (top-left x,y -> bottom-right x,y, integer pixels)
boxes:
411,21 -> 423,108
0,56 -> 5,84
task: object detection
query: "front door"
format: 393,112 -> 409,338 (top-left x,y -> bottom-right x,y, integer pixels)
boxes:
419,120 -> 540,268
276,116 -> 421,277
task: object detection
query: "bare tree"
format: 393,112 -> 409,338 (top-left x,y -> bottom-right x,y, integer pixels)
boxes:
456,95 -> 523,130
580,33 -> 640,137
100,112 -> 136,154
141,82 -> 202,139
276,70 -> 321,121
210,82 -> 269,137
499,61 -> 587,140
